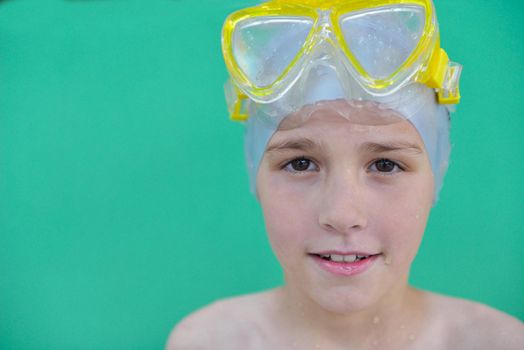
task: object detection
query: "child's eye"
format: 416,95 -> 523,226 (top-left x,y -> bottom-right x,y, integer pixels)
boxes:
283,157 -> 318,173
368,159 -> 403,174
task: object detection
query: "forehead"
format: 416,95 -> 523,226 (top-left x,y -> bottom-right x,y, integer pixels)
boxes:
278,100 -> 404,128
270,100 -> 424,147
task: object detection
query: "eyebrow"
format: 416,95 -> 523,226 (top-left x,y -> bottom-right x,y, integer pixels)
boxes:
360,141 -> 423,155
265,138 -> 423,155
265,137 -> 321,153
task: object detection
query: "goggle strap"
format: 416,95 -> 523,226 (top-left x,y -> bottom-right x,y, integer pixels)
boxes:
424,48 -> 449,89
438,61 -> 462,105
231,89 -> 249,122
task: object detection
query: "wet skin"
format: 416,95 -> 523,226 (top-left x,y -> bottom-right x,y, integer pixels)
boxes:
167,103 -> 524,350
256,103 -> 434,345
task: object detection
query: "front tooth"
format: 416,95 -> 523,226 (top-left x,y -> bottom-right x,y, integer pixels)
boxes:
331,254 -> 344,262
343,255 -> 358,263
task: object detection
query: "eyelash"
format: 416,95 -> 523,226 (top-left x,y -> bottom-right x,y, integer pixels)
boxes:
282,157 -> 318,173
281,157 -> 404,175
368,158 -> 405,175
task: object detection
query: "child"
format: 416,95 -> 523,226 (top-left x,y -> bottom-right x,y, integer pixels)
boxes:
167,1 -> 524,349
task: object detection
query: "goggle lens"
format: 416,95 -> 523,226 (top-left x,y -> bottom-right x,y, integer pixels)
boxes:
339,5 -> 425,80
232,16 -> 314,88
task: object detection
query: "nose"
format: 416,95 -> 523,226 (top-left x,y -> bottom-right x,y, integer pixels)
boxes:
318,170 -> 368,235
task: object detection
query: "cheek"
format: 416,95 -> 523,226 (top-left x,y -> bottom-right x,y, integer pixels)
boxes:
261,196 -> 307,256
259,180 -> 316,265
372,178 -> 433,265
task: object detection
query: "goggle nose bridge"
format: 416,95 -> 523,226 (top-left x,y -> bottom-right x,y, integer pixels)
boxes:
300,16 -> 361,90
303,11 -> 347,63
310,9 -> 338,47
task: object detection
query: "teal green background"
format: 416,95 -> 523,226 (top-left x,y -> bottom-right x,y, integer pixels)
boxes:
0,1 -> 522,349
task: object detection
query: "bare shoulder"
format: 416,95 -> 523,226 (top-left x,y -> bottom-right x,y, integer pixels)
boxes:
423,291 -> 524,350
165,289 -> 278,350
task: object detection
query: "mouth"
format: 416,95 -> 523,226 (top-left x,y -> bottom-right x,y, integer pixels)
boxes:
314,253 -> 376,263
309,252 -> 382,276
310,252 -> 380,263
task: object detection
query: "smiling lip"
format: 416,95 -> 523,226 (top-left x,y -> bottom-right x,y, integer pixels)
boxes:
309,252 -> 381,277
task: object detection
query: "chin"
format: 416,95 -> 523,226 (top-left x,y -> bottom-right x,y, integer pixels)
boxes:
306,284 -> 382,314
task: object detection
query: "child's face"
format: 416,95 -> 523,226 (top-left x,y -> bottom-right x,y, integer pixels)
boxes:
257,102 -> 434,314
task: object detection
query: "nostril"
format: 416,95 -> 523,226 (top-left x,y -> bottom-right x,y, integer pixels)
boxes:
320,222 -> 336,232
318,202 -> 368,234
317,174 -> 368,234
319,217 -> 365,235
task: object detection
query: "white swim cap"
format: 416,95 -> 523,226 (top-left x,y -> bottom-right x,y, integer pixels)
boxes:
222,0 -> 461,201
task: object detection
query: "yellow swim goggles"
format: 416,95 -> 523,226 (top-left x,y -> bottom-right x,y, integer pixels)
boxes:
222,0 -> 461,118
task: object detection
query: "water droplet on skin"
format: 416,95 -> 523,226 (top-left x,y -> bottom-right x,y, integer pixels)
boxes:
373,316 -> 381,324
408,334 -> 416,341
400,324 -> 406,330
384,256 -> 392,265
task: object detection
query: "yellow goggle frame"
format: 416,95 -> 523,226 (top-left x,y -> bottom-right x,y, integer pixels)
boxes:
222,0 -> 460,121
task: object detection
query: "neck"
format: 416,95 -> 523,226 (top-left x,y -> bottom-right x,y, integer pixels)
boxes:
274,279 -> 425,347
